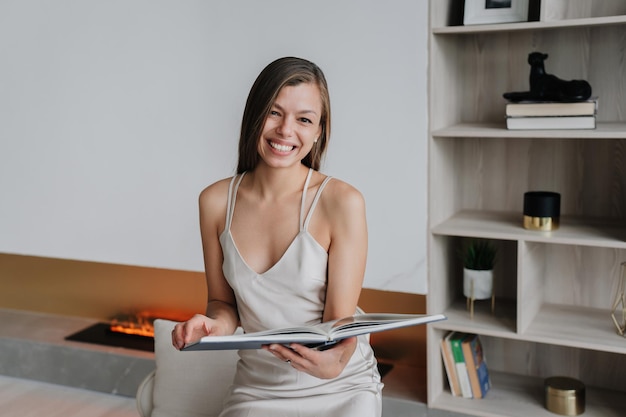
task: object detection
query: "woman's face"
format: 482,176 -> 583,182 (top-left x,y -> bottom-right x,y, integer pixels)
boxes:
257,83 -> 322,170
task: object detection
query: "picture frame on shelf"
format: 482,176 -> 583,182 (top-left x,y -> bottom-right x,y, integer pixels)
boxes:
463,0 -> 529,25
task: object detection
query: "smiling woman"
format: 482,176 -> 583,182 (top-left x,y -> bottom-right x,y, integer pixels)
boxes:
257,83 -> 322,170
237,57 -> 331,174
171,57 -> 383,417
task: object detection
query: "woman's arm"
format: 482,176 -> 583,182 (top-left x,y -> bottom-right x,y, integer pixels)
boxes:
323,180 -> 368,322
172,179 -> 239,350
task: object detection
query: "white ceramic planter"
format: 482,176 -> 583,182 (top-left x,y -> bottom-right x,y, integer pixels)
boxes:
463,268 -> 494,300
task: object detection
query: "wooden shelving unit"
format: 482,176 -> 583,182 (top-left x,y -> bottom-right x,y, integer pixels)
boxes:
426,1 -> 626,416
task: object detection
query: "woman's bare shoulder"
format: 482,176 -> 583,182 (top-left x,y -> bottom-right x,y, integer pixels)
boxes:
199,176 -> 235,210
319,175 -> 365,213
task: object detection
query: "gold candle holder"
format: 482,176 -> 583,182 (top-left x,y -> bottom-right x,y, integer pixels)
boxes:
545,377 -> 585,416
523,191 -> 560,231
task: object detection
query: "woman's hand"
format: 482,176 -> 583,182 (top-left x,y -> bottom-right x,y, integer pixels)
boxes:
171,314 -> 227,350
263,336 -> 358,379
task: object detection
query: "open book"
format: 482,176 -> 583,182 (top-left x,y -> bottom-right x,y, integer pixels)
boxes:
182,313 -> 446,351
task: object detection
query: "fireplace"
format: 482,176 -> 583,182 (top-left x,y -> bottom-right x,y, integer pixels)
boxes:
65,312 -> 183,352
66,322 -> 154,351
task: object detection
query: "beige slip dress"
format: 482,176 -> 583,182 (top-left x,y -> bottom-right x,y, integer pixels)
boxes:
217,168 -> 382,417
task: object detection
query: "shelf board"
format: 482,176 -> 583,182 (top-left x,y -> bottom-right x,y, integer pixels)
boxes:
432,15 -> 626,35
524,304 -> 626,355
432,210 -> 626,249
432,371 -> 625,417
431,122 -> 626,139
433,299 -> 517,337
433,301 -> 626,355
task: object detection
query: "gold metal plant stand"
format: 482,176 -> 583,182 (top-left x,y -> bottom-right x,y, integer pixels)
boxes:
466,280 -> 495,319
611,261 -> 626,337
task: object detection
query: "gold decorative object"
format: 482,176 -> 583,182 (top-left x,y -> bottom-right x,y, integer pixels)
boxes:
523,191 -> 561,231
610,261 -> 626,337
544,376 -> 586,416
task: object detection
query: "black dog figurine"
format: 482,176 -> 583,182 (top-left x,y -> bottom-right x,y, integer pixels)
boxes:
503,52 -> 592,102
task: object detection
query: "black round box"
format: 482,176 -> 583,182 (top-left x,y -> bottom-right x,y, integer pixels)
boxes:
523,191 -> 560,231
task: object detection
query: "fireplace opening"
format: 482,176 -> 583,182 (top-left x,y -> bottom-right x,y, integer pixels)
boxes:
65,311 -> 185,352
66,322 -> 154,352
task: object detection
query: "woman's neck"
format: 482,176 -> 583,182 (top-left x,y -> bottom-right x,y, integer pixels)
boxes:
246,163 -> 310,201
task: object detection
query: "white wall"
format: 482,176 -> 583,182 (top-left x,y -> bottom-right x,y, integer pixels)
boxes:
0,0 -> 428,293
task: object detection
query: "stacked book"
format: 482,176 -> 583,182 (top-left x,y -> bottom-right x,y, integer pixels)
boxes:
505,98 -> 598,130
441,332 -> 491,399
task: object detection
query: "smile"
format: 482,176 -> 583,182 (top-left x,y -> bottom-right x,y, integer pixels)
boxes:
269,141 -> 295,152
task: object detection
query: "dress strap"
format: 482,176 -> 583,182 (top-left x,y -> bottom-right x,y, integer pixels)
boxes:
302,173 -> 333,232
299,169 -> 314,231
225,172 -> 246,231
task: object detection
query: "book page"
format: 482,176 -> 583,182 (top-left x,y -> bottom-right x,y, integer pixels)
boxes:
183,313 -> 446,351
329,313 -> 446,339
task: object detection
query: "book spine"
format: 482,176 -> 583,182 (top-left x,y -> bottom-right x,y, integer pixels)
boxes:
461,335 -> 481,398
506,115 -> 596,130
463,334 -> 491,398
476,360 -> 491,397
441,333 -> 460,396
473,336 -> 491,397
505,98 -> 598,117
450,333 -> 473,398
462,335 -> 483,398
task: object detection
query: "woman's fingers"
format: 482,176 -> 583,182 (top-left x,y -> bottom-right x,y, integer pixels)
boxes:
264,337 -> 357,379
171,316 -> 211,350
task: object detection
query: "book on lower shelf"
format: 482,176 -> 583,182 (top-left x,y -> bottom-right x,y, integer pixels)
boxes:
442,332 -> 491,399
506,115 -> 596,130
505,98 -> 598,117
462,333 -> 491,399
447,332 -> 473,398
441,332 -> 461,397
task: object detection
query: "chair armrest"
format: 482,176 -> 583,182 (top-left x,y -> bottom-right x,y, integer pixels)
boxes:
136,369 -> 156,417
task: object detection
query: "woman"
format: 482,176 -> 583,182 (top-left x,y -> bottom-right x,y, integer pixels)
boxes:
172,57 -> 382,416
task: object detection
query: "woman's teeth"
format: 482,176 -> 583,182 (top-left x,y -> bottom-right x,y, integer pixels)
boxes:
270,141 -> 294,152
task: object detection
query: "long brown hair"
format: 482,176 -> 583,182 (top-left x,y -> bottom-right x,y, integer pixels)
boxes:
237,57 -> 331,174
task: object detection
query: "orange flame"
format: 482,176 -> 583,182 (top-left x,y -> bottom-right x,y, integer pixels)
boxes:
109,313 -> 155,337
109,311 -> 192,338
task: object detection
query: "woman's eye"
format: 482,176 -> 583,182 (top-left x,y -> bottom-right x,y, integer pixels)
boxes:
300,117 -> 313,124
270,110 -> 280,116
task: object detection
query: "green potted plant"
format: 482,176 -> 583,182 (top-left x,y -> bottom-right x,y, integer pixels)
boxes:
463,239 -> 497,271
462,239 -> 497,317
